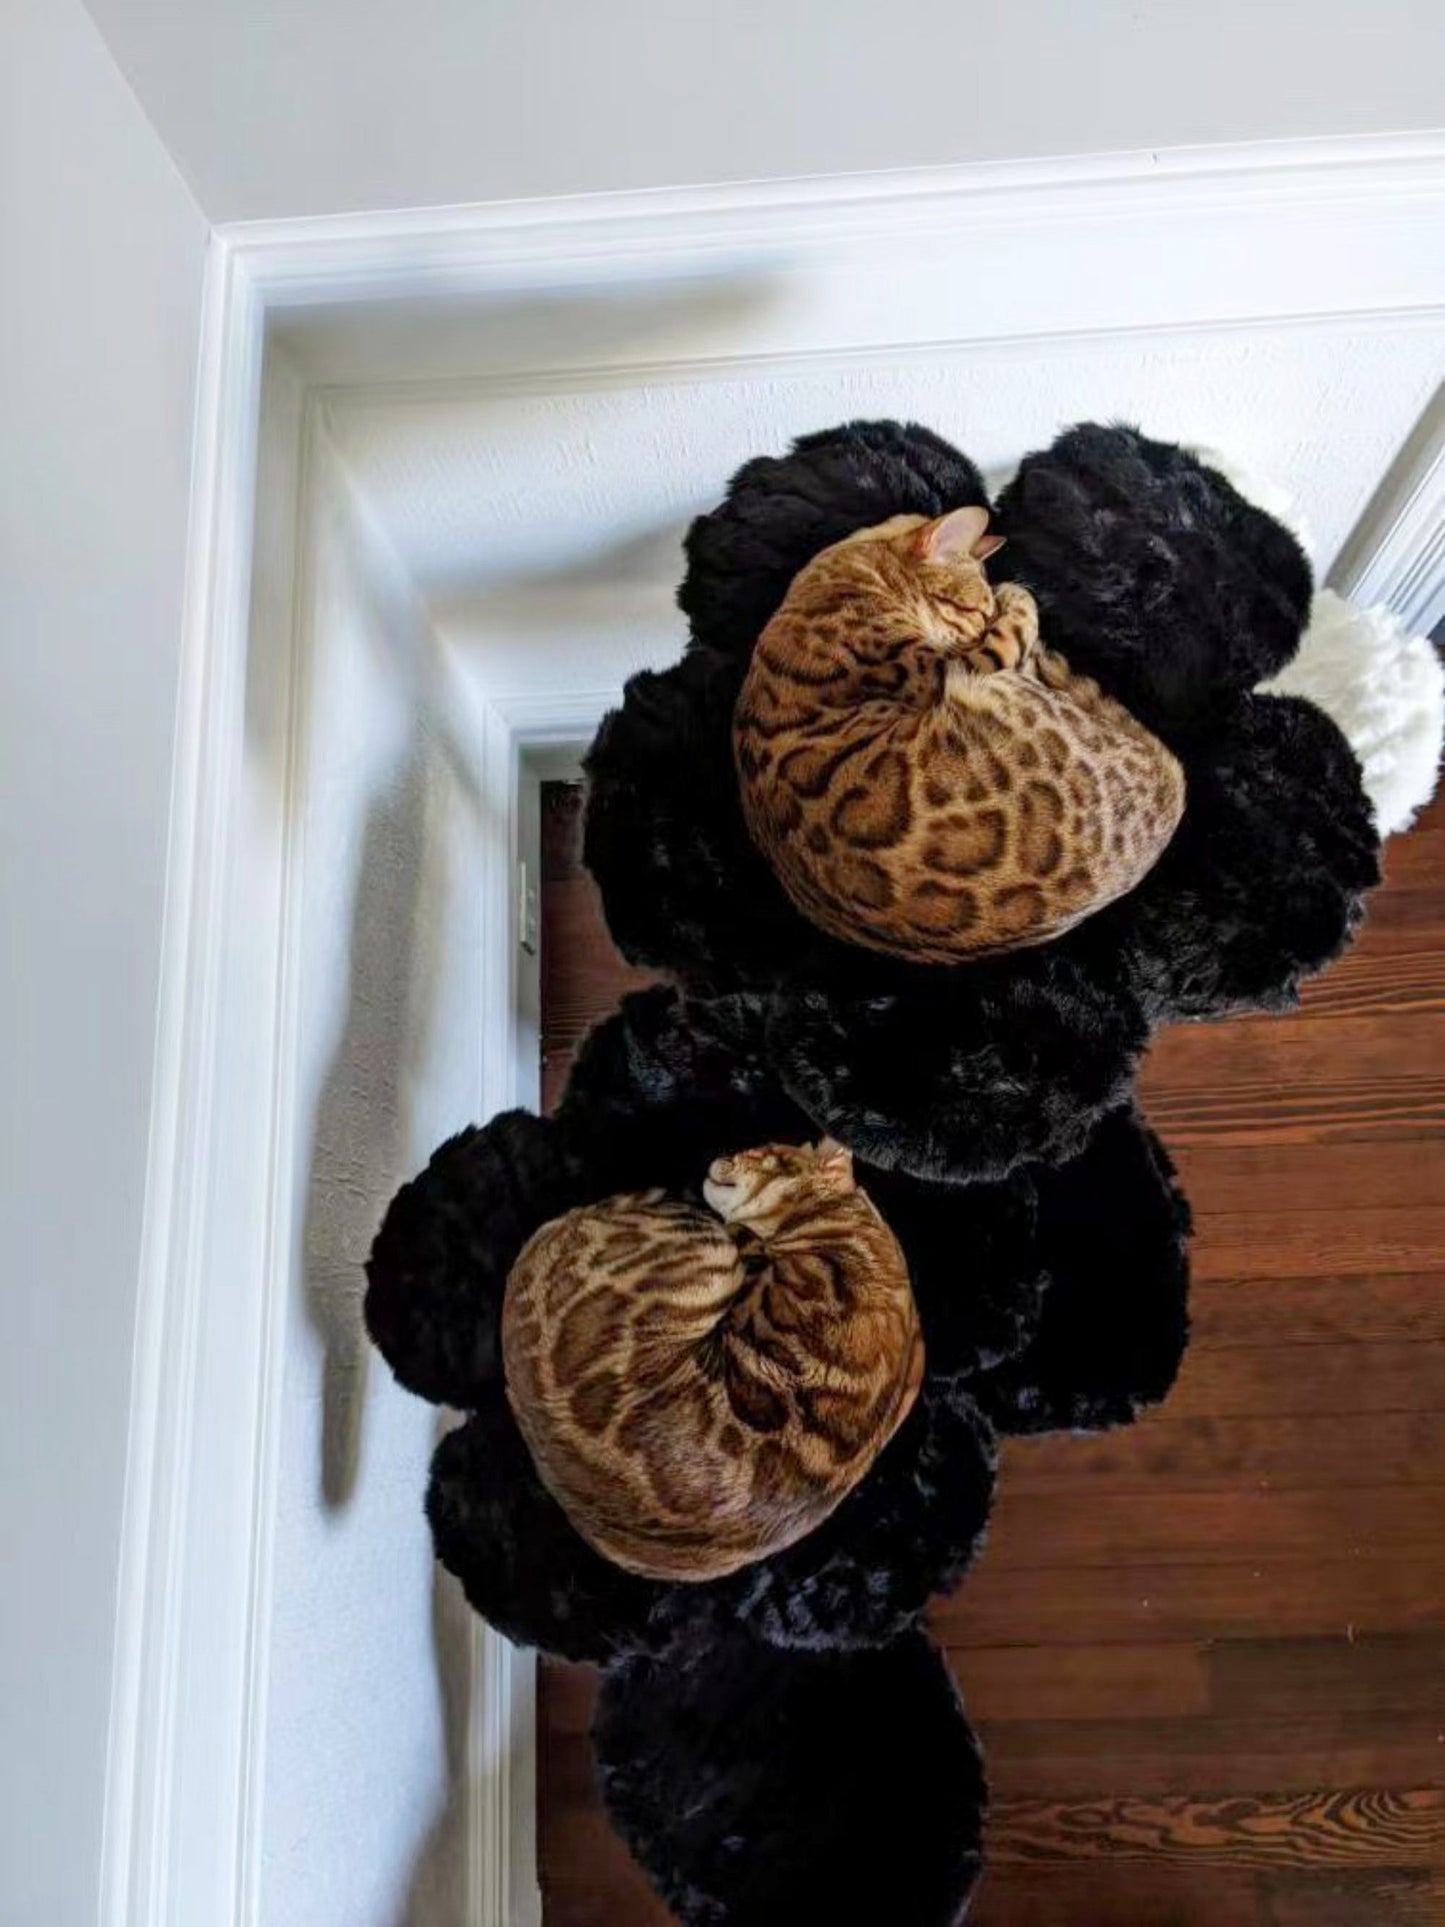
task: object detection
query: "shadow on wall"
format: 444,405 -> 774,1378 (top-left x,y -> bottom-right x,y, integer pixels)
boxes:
425,515 -> 690,643
296,717 -> 487,1923
301,733 -> 444,1511
279,270 -> 788,413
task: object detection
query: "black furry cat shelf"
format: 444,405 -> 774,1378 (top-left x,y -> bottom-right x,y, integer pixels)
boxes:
365,420 -> 1379,1926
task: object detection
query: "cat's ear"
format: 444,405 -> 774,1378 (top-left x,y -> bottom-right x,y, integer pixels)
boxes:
971,531 -> 1007,561
915,505 -> 992,562
815,1136 -> 854,1176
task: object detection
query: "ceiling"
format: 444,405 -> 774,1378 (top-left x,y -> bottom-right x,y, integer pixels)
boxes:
85,0 -> 1445,224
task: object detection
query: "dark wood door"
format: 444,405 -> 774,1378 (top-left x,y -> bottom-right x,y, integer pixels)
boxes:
536,782 -> 1445,1926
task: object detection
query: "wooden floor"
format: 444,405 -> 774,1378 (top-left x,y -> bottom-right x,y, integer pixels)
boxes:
536,781 -> 1445,1927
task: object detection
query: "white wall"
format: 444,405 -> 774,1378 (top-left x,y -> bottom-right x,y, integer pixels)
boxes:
256,434 -> 489,1927
86,0 -> 1445,224
0,0 -> 207,1921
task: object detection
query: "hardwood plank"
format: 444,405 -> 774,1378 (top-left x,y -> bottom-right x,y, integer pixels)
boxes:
540,869 -> 656,1110
539,1658 -> 601,1738
1188,1274 -> 1445,1350
541,781 -> 586,881
544,1886 -> 674,1927
988,1787 -> 1445,1867
974,1711 -> 1445,1798
968,1863 -> 1272,1927
543,1736 -> 613,1812
968,1863 -> 1445,1927
1206,1635 -> 1445,1721
934,1558 -> 1445,1650
541,874 -> 654,1041
1173,1140 -> 1445,1216
1139,975 -> 1445,1145
1190,1207 -> 1445,1282
1265,1871 -> 1445,1927
1002,1412 -> 1445,1493
981,1485 -> 1445,1570
538,782 -> 656,1114
1147,1014 -> 1445,1091
1139,1030 -> 1445,1148
1376,807 -> 1445,886
540,1744 -> 674,1924
1360,888 -> 1445,936
1296,940 -> 1445,1020
1163,1342 -> 1445,1418
945,1643 -> 1210,1723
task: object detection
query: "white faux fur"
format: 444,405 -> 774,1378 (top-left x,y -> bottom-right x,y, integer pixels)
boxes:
1265,589 -> 1445,838
1196,446 -> 1444,837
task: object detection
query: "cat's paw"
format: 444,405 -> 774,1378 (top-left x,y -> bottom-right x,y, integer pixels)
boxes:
990,578 -> 1039,634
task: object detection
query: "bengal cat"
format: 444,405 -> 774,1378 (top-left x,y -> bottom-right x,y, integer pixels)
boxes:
501,1140 -> 923,1583
733,506 -> 1186,962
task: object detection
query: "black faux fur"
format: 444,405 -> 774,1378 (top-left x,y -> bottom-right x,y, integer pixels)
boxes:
583,646 -> 797,987
763,957 -> 1148,1185
994,422 -> 1314,740
595,1628 -> 986,1927
425,1387 -> 673,1664
1121,691 -> 1381,1021
365,1110 -> 589,1410
975,1102 -> 1192,1433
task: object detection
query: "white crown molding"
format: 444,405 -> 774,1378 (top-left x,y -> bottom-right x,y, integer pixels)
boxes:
223,132 -> 1445,295
103,129 -> 1445,1927
256,134 -> 1445,409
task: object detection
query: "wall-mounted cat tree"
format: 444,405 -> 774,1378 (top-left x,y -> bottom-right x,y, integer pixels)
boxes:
365,419 -> 1433,1925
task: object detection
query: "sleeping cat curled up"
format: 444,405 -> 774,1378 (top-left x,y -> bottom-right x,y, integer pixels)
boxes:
734,506 -> 1187,962
501,1140 -> 923,1583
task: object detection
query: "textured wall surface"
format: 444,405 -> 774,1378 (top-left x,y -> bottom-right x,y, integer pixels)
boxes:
258,452 -> 487,1927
